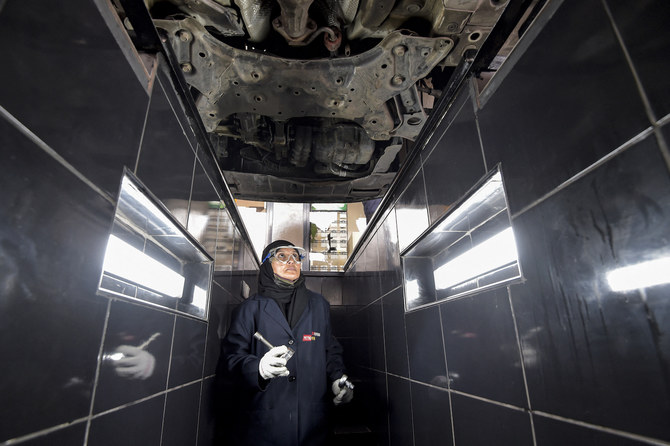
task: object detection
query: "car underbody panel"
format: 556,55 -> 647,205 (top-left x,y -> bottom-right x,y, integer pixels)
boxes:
140,0 -> 513,201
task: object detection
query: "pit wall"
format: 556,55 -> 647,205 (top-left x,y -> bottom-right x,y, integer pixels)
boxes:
341,1 -> 670,444
0,0 -> 258,444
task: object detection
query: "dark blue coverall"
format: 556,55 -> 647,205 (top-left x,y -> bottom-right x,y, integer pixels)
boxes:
222,290 -> 346,446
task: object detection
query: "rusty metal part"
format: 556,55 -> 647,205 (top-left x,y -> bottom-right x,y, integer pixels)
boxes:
156,18 -> 454,141
274,0 -> 316,40
347,0 -> 508,67
311,123 -> 374,167
234,0 -> 275,42
272,16 -> 318,44
154,0 -> 245,37
323,27 -> 342,52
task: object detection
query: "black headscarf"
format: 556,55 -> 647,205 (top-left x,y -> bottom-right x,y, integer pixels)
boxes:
258,240 -> 309,329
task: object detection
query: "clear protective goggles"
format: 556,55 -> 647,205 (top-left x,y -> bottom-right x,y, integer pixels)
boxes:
262,245 -> 307,264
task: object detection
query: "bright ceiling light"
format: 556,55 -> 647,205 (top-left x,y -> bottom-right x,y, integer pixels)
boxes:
103,235 -> 185,298
433,227 -> 518,291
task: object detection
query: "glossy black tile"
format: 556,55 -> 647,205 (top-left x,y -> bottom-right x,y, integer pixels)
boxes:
476,0 -> 649,214
169,316 -> 207,387
377,208 -> 403,296
94,300 -> 175,413
405,306 -> 447,386
163,383 -> 201,446
365,234 -> 383,303
342,266 -> 358,306
353,369 -> 389,446
606,0 -> 670,120
441,288 -> 527,407
364,300 -> 386,372
421,88 -> 487,224
136,76 -> 197,227
330,306 -> 357,339
350,242 -> 382,306
187,158 -> 219,256
451,393 -> 533,445
401,255 -> 438,309
411,381 -> 453,446
347,308 -> 371,370
198,377 -> 217,446
156,65 -> 200,151
204,283 -> 236,376
0,119 -> 112,442
0,0 -> 148,196
534,415 -> 649,446
321,277 -> 344,306
19,423 -> 86,446
509,135 -> 670,440
387,375 -> 413,446
395,169 -> 429,252
88,395 -> 165,446
382,289 -> 409,377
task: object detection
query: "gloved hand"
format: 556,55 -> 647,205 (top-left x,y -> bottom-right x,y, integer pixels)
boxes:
113,345 -> 156,380
331,376 -> 354,405
259,345 -> 291,380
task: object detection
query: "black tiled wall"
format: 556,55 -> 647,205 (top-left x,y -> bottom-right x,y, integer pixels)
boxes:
342,0 -> 670,445
0,0 -> 256,444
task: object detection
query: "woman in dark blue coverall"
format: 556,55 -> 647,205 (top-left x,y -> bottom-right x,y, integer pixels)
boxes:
221,240 -> 353,446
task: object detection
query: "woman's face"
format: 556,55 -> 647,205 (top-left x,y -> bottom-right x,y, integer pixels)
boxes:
270,248 -> 302,282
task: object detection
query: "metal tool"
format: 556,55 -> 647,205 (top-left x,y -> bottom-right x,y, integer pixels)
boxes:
254,331 -> 295,361
338,374 -> 354,390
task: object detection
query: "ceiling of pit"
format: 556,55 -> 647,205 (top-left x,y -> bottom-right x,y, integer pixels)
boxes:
117,0 -> 543,202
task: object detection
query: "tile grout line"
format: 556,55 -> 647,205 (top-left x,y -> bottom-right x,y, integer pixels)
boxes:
512,127 -> 654,220
474,112 -> 489,174
654,125 -> 670,173
383,371 -> 530,413
600,0 -> 657,125
85,379 -> 205,423
437,304 -> 457,446
0,105 -> 114,206
419,94 -> 468,170
157,74 -> 198,155
194,313 -> 213,444
194,380 -> 204,444
378,369 -> 670,445
507,286 -> 537,446
533,411 -> 670,446
1,418 -> 90,446
133,89 -> 153,174
159,314 -> 178,446
599,0 -> 670,172
83,299 -> 113,445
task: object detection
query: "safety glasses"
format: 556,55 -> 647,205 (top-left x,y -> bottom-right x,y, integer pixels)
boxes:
262,245 -> 306,264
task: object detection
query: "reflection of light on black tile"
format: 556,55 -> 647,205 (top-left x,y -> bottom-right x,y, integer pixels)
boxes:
607,257 -> 670,292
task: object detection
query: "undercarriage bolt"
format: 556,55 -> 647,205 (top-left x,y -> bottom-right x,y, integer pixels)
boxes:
178,30 -> 191,42
181,63 -> 193,73
393,45 -> 406,56
391,75 -> 405,85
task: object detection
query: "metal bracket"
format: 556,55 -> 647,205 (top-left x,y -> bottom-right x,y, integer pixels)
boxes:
156,18 -> 454,141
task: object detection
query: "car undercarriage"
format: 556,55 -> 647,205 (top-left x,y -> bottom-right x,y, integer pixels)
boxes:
116,0 -> 540,201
